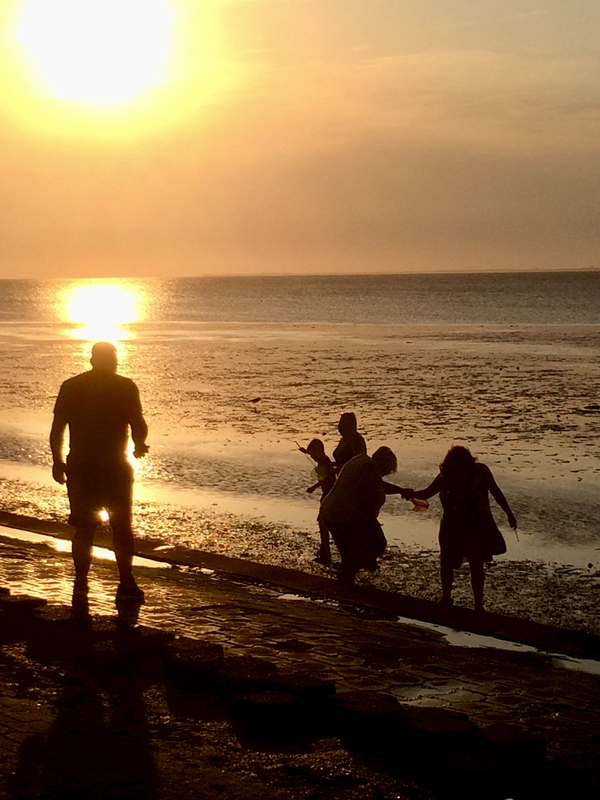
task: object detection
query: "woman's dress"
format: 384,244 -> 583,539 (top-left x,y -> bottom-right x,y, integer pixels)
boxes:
438,463 -> 507,569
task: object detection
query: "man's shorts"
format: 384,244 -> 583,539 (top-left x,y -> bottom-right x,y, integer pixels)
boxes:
66,459 -> 133,528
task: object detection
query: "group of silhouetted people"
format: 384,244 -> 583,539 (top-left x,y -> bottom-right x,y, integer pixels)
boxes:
301,412 -> 517,611
50,343 -> 517,617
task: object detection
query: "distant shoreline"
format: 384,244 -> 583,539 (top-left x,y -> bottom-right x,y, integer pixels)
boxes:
1,267 -> 599,283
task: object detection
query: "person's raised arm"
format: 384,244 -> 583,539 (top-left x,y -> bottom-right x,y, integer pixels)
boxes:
484,465 -> 517,529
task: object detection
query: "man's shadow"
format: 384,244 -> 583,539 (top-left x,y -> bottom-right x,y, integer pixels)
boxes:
13,611 -> 156,800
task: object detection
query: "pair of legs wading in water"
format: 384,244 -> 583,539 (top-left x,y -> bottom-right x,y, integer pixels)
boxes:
441,557 -> 485,613
72,521 -> 139,610
68,459 -> 144,613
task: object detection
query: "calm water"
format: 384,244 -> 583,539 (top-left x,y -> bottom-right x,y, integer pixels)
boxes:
2,271 -> 600,325
0,272 -> 599,569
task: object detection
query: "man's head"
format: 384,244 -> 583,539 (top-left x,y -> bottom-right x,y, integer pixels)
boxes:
90,342 -> 118,374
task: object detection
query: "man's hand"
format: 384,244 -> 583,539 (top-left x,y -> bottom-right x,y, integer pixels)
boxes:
52,461 -> 67,484
133,443 -> 150,459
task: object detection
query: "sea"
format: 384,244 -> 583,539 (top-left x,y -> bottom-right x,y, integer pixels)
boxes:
1,271 -> 599,571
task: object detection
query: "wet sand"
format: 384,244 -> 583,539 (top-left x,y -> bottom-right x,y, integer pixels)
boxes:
2,319 -> 600,562
133,506 -> 600,638
1,484 -> 599,639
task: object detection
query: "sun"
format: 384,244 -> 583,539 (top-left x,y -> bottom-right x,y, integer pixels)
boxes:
15,0 -> 174,105
5,1 -> 242,140
65,283 -> 141,342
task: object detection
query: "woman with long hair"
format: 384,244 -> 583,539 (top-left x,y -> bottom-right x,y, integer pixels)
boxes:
410,446 -> 517,612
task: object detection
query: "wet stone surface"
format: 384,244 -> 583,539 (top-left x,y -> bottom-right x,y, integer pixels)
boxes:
0,534 -> 599,798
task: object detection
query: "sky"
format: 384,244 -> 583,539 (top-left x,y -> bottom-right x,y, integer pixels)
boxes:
1,0 -> 599,279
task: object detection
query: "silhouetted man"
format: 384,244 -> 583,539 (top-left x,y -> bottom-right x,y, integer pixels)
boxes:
50,341 -> 149,613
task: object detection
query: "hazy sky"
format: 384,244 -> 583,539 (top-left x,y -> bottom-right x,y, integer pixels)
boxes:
1,0 -> 599,279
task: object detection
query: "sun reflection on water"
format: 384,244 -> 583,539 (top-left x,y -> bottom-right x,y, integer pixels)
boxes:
63,282 -> 144,342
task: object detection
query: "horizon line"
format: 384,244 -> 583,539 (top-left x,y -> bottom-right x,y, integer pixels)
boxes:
1,266 -> 599,283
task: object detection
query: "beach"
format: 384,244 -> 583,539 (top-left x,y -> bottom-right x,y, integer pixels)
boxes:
1,496 -> 599,638
2,521 -> 600,800
1,273 -> 599,631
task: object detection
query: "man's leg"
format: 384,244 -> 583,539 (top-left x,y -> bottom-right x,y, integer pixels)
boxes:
111,519 -> 135,585
72,525 -> 95,584
72,525 -> 95,611
66,469 -> 96,606
108,464 -> 143,601
111,514 -> 144,602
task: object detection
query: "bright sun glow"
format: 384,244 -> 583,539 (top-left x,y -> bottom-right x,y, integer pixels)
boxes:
66,283 -> 140,342
15,0 -> 173,105
4,1 -> 239,140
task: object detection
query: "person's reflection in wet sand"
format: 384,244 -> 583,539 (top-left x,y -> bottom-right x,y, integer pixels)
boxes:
50,342 -> 149,616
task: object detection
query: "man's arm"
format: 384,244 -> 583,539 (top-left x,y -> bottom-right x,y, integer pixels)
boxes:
131,414 -> 149,458
129,383 -> 149,459
49,414 -> 68,484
